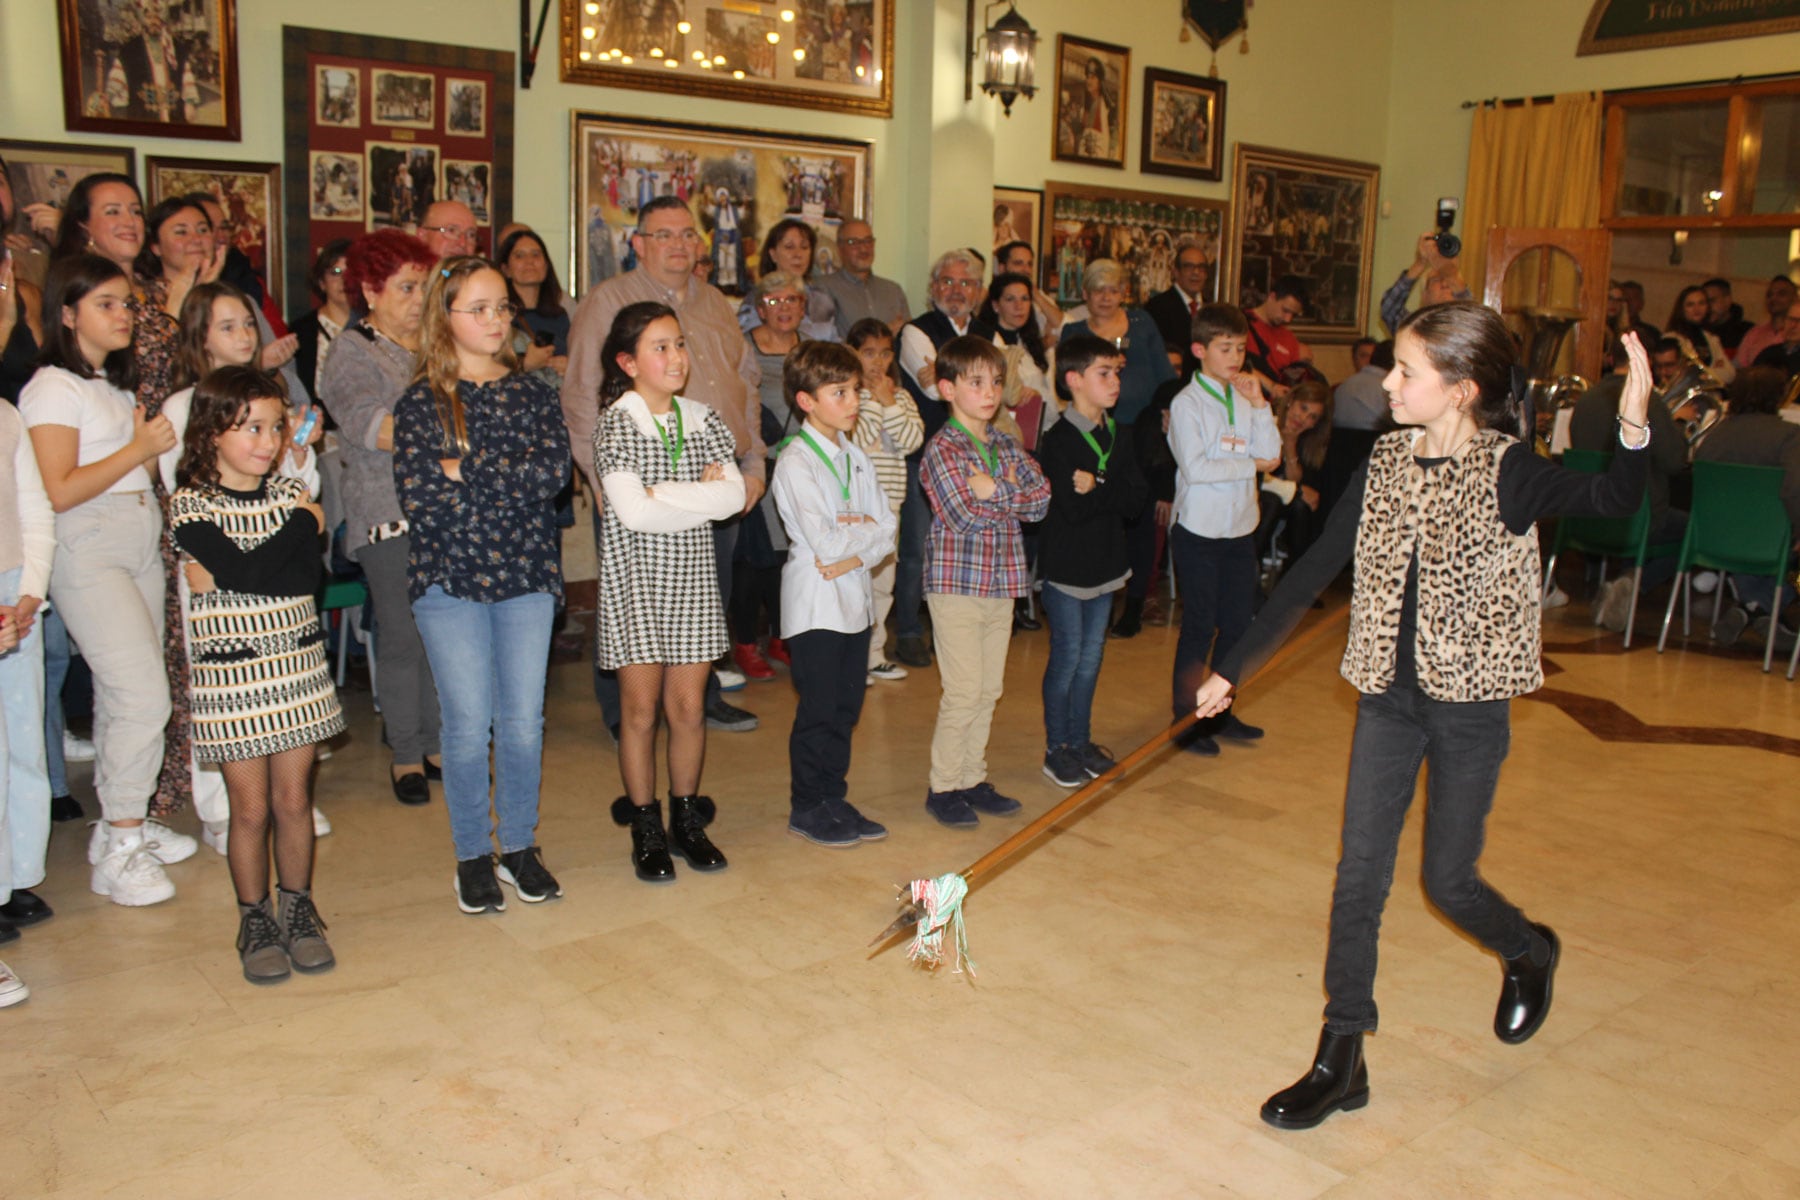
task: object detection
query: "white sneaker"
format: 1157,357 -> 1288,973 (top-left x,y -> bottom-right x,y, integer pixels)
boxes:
87,819 -> 199,866
312,807 -> 332,837
202,820 -> 229,856
90,831 -> 177,907
1541,584 -> 1570,610
62,731 -> 97,762
867,661 -> 909,682
715,664 -> 747,691
1692,570 -> 1719,595
0,960 -> 27,1008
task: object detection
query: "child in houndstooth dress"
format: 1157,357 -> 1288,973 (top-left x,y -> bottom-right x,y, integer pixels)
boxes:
593,302 -> 744,884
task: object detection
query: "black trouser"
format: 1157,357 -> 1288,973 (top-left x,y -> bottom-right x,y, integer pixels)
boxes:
1321,680 -> 1533,1034
730,564 -> 782,645
1124,493 -> 1159,600
1169,525 -> 1257,718
786,628 -> 871,812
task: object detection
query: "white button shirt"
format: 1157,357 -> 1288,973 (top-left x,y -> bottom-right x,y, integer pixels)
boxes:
771,422 -> 898,639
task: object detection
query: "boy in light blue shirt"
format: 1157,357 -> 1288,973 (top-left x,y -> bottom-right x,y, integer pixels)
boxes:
1168,303 -> 1281,755
771,342 -> 898,848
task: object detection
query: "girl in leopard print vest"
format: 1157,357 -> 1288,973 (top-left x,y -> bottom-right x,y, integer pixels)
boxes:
1198,304 -> 1656,1131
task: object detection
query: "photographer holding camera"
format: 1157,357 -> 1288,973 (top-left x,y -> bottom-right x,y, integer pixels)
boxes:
1380,231 -> 1472,337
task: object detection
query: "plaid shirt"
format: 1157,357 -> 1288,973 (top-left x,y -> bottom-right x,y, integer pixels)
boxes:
919,422 -> 1050,598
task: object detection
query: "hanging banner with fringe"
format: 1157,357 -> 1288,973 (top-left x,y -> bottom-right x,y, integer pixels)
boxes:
1577,0 -> 1800,56
1180,0 -> 1250,74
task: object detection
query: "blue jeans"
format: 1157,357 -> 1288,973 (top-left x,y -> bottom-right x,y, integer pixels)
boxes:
1039,586 -> 1112,750
412,586 -> 555,861
42,605 -> 71,798
1322,681 -> 1531,1034
894,458 -> 929,640
0,567 -> 50,901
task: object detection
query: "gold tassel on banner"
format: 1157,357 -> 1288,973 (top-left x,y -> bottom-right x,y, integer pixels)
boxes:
1180,23 -> 1191,41
1210,52 -> 1218,76
1240,35 -> 1248,53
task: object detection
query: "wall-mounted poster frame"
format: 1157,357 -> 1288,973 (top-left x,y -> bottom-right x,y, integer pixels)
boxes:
58,0 -> 242,141
1221,143 -> 1380,345
993,186 -> 1043,257
1139,67 -> 1226,182
560,1 -> 894,119
1040,180 -> 1227,308
146,156 -> 282,299
0,138 -> 137,287
280,26 -> 514,313
1051,34 -> 1130,169
570,111 -> 871,299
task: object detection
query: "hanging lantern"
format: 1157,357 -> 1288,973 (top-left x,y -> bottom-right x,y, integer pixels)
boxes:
979,3 -> 1039,116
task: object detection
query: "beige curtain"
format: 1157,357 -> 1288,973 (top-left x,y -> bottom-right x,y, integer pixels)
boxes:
1461,92 -> 1604,302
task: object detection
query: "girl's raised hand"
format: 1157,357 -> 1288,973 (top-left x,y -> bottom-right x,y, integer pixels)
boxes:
1618,330 -> 1653,440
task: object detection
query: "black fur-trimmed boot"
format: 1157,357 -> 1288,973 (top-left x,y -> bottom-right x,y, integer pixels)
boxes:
611,796 -> 675,883
668,794 -> 727,871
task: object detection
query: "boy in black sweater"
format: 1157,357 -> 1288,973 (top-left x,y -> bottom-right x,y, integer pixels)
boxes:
1037,336 -> 1149,786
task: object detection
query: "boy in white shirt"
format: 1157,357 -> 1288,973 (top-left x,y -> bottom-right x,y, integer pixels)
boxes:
1168,304 -> 1281,756
771,342 -> 898,847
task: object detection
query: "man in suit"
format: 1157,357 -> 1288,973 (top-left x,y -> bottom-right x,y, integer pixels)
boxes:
1145,243 -> 1211,375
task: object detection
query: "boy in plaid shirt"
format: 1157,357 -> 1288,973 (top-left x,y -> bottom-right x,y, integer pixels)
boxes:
919,336 -> 1051,827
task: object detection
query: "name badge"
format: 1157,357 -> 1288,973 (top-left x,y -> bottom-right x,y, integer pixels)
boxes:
1220,433 -> 1247,455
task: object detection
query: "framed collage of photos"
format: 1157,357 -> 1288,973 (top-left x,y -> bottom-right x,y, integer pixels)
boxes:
560,1 -> 894,118
279,27 -> 514,312
1221,144 -> 1380,344
570,112 -> 870,299
1040,181 -> 1228,309
57,0 -> 242,141
146,157 -> 283,301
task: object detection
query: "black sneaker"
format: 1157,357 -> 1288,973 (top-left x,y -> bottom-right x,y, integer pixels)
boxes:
833,799 -> 888,841
1042,746 -> 1086,788
454,855 -> 507,914
1216,714 -> 1264,741
1076,742 -> 1117,778
965,781 -> 1022,815
787,804 -> 859,847
704,695 -> 759,732
925,789 -> 979,828
1180,733 -> 1221,756
0,889 -> 54,927
497,846 -> 563,902
50,794 -> 83,823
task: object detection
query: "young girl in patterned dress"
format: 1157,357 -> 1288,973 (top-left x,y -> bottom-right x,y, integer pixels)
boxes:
594,302 -> 743,883
393,257 -> 571,917
169,366 -> 345,984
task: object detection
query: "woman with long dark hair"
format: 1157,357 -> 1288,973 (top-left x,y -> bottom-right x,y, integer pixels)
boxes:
1196,305 -> 1655,1131
735,218 -> 838,341
1665,284 -> 1735,386
497,228 -> 571,388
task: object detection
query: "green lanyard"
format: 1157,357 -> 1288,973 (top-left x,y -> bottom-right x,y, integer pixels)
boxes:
651,399 -> 685,472
798,426 -> 851,503
948,416 -> 999,476
1195,373 -> 1236,426
1075,415 -> 1116,475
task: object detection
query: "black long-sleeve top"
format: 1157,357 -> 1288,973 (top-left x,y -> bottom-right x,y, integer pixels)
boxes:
1037,411 -> 1150,589
1217,438 -> 1649,689
170,482 -> 324,598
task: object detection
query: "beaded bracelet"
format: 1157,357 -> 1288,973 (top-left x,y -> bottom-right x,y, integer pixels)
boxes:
1616,414 -> 1651,449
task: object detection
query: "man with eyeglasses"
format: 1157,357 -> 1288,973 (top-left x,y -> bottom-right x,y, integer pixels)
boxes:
562,195 -> 764,732
890,249 -> 998,667
417,200 -> 480,260
817,219 -> 909,337
1146,243 -> 1213,375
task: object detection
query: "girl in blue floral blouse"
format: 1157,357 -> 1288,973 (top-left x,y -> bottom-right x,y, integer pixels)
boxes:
394,256 -> 572,917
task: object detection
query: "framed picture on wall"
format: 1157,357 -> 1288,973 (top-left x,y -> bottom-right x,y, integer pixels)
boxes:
571,112 -> 871,299
282,27 -> 515,313
57,0 -> 242,141
146,156 -> 282,297
1052,35 -> 1129,169
1139,67 -> 1226,182
1221,144 -> 1380,344
993,186 -> 1043,257
561,1 -> 895,119
0,138 -> 137,288
1041,180 -> 1227,308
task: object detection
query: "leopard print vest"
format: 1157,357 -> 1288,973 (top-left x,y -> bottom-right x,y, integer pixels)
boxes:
1341,428 -> 1543,702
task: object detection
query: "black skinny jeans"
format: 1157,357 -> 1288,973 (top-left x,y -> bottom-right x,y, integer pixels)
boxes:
1321,679 -> 1535,1034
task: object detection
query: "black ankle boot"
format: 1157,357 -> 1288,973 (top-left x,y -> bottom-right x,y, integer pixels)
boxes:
1260,1028 -> 1369,1130
611,796 -> 675,883
668,795 -> 728,872
1109,596 -> 1144,639
1495,922 -> 1560,1044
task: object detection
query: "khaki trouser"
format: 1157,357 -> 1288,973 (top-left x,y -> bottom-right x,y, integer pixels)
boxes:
925,593 -> 1011,793
48,493 -> 168,822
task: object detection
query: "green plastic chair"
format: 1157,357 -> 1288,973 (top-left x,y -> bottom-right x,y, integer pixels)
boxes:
1541,449 -> 1681,648
1656,460 -> 1795,674
320,577 -> 372,690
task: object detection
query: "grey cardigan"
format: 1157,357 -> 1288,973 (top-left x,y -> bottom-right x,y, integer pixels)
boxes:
316,320 -> 416,556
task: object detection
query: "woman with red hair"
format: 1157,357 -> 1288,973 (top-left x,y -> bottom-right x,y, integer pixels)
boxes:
315,230 -> 443,806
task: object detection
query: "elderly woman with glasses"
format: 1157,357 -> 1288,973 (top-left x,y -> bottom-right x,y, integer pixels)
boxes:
1060,258 -> 1177,637
736,218 -> 839,342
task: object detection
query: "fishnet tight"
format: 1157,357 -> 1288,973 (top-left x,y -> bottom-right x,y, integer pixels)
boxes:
616,662 -> 710,806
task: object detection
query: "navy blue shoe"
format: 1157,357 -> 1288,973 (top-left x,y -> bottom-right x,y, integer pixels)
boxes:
830,799 -> 888,841
788,804 -> 859,847
925,789 -> 979,829
965,781 -> 1022,816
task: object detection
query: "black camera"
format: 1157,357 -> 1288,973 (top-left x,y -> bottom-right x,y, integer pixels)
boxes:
1433,197 -> 1461,259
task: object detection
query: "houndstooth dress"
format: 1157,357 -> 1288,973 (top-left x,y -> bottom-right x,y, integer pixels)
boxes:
594,395 -> 738,669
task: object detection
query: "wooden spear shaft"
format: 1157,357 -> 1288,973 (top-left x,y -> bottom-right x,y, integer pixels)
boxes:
872,606 -> 1348,948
